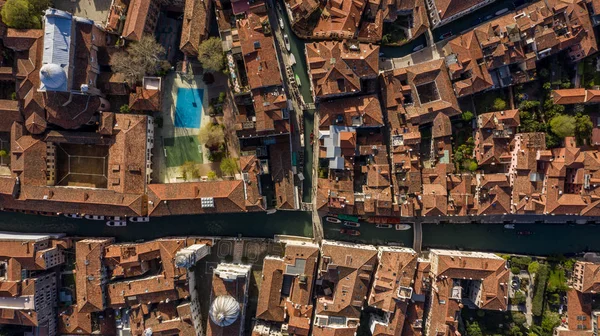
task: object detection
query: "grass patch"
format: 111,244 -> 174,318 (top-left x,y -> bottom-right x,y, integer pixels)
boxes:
164,136 -> 204,167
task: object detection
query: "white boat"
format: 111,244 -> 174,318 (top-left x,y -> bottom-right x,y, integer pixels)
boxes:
266,209 -> 277,215
413,44 -> 424,52
129,216 -> 150,223
64,213 -> 82,219
279,17 -> 284,29
495,8 -> 509,16
395,224 -> 411,231
376,224 -> 393,229
504,224 -> 515,229
85,215 -> 105,220
289,53 -> 296,66
284,34 -> 291,51
106,216 -> 123,221
343,221 -> 360,228
106,221 -> 127,227
325,216 -> 341,224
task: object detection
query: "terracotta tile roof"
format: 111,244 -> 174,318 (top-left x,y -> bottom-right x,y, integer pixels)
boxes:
308,0 -> 366,41
108,274 -> 189,308
45,92 -> 101,129
256,257 -> 286,321
316,241 -> 377,321
237,9 -> 283,89
207,263 -> 250,336
240,87 -> 289,136
433,0 -> 482,21
368,247 -> 417,313
432,113 -> 451,138
58,305 -> 92,334
269,141 -> 297,210
306,41 -> 379,98
0,100 -> 22,132
147,181 -> 247,216
129,87 -> 161,111
318,94 -> 384,129
380,59 -> 459,126
572,261 -> 600,293
122,0 -> 158,41
129,301 -> 196,336
553,89 -> 600,105
564,289 -> 593,332
75,238 -> 114,313
73,21 -> 104,90
180,0 -> 210,56
427,250 -> 509,335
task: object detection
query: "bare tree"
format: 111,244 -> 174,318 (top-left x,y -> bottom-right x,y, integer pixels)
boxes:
110,36 -> 166,83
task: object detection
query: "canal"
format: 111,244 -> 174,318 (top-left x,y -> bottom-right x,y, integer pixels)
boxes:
0,211 -> 313,242
276,0 -> 316,203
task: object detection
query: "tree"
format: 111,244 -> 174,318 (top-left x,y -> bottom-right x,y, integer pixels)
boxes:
532,264 -> 549,316
462,111 -> 474,122
466,321 -> 483,336
550,115 -> 576,138
511,291 -> 526,305
198,123 -> 225,149
493,97 -> 507,111
464,160 -> 478,172
0,150 -> 7,158
528,261 -> 540,274
509,325 -> 524,336
207,171 -> 217,181
220,158 -> 238,176
511,266 -> 521,275
180,161 -> 200,180
575,113 -> 593,145
541,312 -> 561,334
110,36 -> 165,83
1,0 -> 44,29
119,105 -> 131,113
511,312 -> 527,326
198,37 -> 225,72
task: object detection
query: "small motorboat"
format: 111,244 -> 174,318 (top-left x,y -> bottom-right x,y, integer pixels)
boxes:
106,221 -> 127,227
343,221 -> 360,228
325,216 -> 341,224
340,228 -> 361,236
279,17 -> 284,29
504,224 -> 515,229
295,73 -> 301,86
395,224 -> 411,231
413,44 -> 424,52
284,34 -> 291,51
85,214 -> 105,220
495,8 -> 509,16
517,231 -> 533,236
129,216 -> 150,223
64,213 -> 82,219
376,224 -> 393,229
289,53 -> 296,66
439,31 -> 453,40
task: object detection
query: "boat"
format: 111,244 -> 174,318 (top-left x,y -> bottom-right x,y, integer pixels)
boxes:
84,215 -> 105,220
495,8 -> 509,15
295,73 -> 301,86
325,216 -> 341,224
340,229 -> 361,236
106,221 -> 127,227
367,216 -> 401,224
129,216 -> 150,222
284,34 -> 291,51
504,224 -> 515,229
517,231 -> 533,236
343,221 -> 360,228
276,1 -> 282,12
279,17 -> 284,29
439,31 -> 453,40
64,213 -> 82,219
376,224 -> 393,229
413,44 -> 424,52
395,224 -> 411,231
289,53 -> 296,66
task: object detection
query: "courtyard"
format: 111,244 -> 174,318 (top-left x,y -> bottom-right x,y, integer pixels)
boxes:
53,0 -> 111,24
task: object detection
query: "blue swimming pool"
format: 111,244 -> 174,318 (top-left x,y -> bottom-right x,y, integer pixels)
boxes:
174,87 -> 204,128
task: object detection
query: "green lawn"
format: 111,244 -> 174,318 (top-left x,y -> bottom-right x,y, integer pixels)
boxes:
164,136 -> 204,168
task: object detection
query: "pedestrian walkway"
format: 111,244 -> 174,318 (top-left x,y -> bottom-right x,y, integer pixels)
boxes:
233,239 -> 244,263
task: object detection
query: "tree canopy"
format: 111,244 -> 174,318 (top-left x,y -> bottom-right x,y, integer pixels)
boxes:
1,0 -> 47,29
493,97 -> 507,111
549,115 -> 576,138
575,113 -> 593,145
198,37 -> 225,72
220,158 -> 238,176
110,36 -> 165,83
199,123 -> 225,149
462,111 -> 474,122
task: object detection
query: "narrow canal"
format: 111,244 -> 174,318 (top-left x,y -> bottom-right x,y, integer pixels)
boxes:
276,0 -> 316,203
0,211 -> 313,242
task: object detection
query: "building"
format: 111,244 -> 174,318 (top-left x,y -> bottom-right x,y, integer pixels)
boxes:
443,0 -> 598,96
368,247 -> 418,335
0,232 -> 70,336
254,242 -> 319,335
122,0 -> 160,41
306,41 -> 379,100
474,110 -> 520,167
426,0 -> 496,27
207,263 -> 252,336
425,249 -> 509,336
555,261 -> 600,335
313,241 -> 377,335
180,0 -> 212,56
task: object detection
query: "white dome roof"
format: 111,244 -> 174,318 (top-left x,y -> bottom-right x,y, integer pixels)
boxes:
40,63 -> 67,89
209,295 -> 239,327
